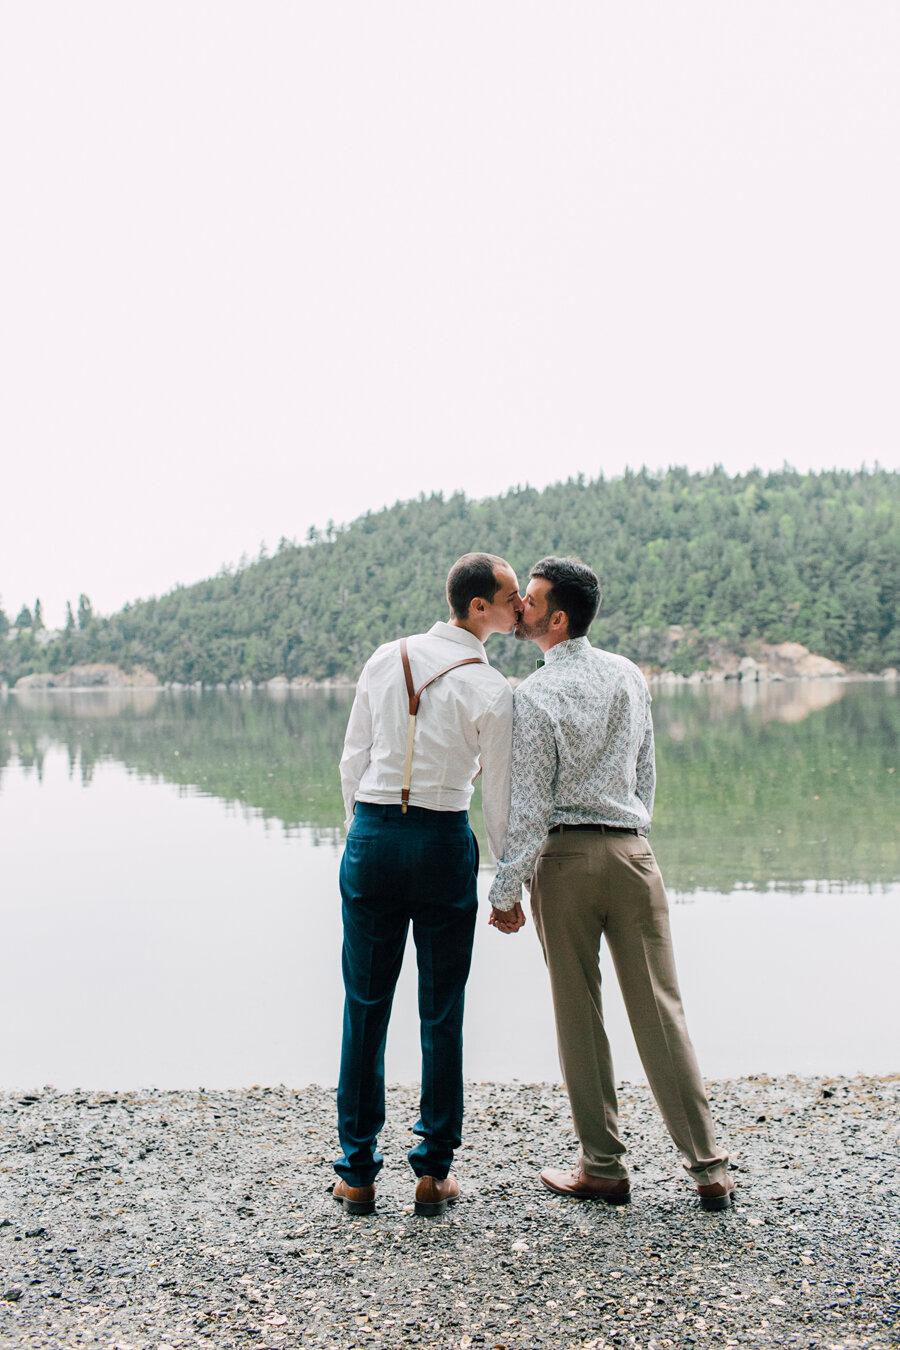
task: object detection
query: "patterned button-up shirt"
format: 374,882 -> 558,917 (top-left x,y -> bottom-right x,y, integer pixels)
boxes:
488,636 -> 656,911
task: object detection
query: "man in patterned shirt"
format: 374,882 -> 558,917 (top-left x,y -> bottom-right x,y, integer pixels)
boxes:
489,557 -> 734,1210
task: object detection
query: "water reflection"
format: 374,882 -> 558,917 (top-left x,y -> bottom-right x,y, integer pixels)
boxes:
11,687 -> 164,717
2,684 -> 899,1088
2,681 -> 898,894
662,676 -> 849,725
649,681 -> 898,892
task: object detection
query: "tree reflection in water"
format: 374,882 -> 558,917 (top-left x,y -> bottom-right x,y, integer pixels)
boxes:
2,680 -> 898,893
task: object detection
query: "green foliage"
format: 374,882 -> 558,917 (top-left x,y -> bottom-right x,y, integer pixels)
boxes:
2,468 -> 899,685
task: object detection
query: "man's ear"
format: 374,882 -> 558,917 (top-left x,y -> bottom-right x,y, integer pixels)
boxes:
551,609 -> 569,635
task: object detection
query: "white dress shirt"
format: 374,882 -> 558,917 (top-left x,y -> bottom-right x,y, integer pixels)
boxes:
340,622 -> 513,862
489,637 -> 656,910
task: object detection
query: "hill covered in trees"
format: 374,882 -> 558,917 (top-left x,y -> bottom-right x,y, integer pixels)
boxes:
3,466 -> 899,685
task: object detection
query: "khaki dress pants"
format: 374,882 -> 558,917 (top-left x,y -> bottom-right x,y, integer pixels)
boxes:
530,827 -> 729,1185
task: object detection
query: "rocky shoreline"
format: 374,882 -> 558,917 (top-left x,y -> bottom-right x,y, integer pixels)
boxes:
6,649 -> 900,695
2,1076 -> 898,1349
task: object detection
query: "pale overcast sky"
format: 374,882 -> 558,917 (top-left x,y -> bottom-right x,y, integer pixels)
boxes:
2,2 -> 898,627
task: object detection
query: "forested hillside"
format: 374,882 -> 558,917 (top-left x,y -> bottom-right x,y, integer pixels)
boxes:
3,467 -> 899,684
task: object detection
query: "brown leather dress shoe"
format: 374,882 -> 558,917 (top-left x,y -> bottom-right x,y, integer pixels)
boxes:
540,1166 -> 631,1204
696,1175 -> 736,1211
331,1178 -> 376,1215
414,1173 -> 460,1216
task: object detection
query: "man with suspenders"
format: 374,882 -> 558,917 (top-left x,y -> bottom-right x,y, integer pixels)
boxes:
334,553 -> 525,1215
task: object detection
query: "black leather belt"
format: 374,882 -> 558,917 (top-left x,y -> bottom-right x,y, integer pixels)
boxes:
549,823 -> 639,836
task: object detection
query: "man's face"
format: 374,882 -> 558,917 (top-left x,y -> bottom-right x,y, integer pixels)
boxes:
515,576 -> 555,642
482,565 -> 524,635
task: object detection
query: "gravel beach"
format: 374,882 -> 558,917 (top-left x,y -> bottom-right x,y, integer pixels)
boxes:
1,1076 -> 898,1350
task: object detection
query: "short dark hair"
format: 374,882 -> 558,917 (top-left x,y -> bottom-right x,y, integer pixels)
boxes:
446,553 -> 506,620
530,556 -> 601,638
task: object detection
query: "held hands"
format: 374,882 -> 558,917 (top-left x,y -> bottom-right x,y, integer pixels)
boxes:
489,901 -> 526,934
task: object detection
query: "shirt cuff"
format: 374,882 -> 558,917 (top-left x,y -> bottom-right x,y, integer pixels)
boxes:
488,873 -> 523,911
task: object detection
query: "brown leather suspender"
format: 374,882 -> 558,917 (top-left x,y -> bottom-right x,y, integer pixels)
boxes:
399,637 -> 484,812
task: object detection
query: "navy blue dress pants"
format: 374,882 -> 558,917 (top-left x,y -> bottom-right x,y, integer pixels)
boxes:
335,802 -> 479,1186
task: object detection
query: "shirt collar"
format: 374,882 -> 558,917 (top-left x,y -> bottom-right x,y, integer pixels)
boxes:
428,621 -> 488,660
542,636 -> 592,664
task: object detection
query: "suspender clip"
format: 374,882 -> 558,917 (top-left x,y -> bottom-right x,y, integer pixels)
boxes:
398,638 -> 484,814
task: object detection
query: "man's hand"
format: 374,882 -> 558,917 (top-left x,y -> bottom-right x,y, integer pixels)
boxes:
489,902 -> 526,934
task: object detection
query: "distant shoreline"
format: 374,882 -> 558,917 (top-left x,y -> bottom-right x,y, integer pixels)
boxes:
4,667 -> 899,695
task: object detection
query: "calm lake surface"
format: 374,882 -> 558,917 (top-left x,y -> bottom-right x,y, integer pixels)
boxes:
2,680 -> 898,1090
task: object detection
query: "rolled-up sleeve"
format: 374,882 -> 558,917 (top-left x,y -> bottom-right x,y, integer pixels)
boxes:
488,689 -> 557,910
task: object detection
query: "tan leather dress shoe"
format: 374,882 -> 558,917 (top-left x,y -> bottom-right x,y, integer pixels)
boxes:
332,1178 -> 376,1215
696,1174 -> 736,1211
540,1166 -> 631,1204
414,1173 -> 460,1216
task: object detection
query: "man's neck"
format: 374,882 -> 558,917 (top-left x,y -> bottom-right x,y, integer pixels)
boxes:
534,630 -> 570,655
449,616 -> 489,643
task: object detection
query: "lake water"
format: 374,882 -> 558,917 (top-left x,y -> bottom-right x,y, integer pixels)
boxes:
2,680 -> 898,1091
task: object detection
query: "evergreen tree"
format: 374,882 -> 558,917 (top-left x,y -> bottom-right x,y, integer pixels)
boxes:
3,469 -> 899,685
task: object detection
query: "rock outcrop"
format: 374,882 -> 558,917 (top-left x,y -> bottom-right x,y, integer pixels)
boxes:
15,663 -> 160,690
643,637 -> 850,682
757,642 -> 845,680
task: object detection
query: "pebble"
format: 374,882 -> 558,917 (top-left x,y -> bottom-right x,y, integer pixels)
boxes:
0,1077 -> 898,1347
